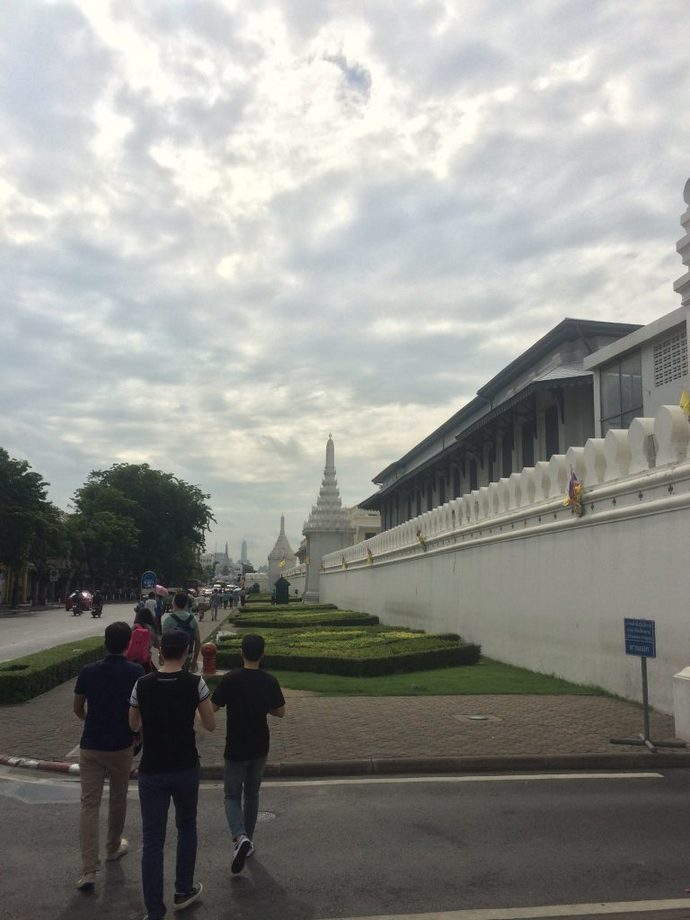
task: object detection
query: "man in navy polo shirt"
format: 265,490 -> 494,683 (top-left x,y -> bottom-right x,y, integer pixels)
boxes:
73,621 -> 144,891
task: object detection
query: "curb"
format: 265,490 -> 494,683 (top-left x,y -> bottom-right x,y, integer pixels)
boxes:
0,754 -> 80,775
4,751 -> 690,780
0,605 -> 63,619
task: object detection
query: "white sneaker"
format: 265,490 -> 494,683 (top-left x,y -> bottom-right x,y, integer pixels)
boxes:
231,835 -> 252,874
246,842 -> 255,859
106,837 -> 129,861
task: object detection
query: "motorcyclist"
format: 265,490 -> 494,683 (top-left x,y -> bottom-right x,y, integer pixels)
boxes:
72,590 -> 83,614
92,589 -> 103,616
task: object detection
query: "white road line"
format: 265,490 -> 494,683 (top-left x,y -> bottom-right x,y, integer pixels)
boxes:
316,897 -> 690,920
262,772 -> 663,789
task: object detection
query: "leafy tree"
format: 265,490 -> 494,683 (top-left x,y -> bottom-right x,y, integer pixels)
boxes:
0,449 -> 64,604
73,464 -> 214,586
68,511 -> 140,585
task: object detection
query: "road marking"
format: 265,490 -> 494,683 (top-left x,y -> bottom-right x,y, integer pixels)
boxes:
317,897 -> 690,920
262,772 -> 663,789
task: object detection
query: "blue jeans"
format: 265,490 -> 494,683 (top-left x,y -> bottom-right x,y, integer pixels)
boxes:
138,767 -> 200,920
223,757 -> 266,840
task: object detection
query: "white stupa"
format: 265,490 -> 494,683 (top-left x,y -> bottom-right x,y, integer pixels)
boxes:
303,435 -> 349,603
267,515 -> 297,591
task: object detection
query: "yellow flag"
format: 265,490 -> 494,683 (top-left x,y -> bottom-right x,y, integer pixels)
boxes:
680,391 -> 690,415
279,558 -> 286,568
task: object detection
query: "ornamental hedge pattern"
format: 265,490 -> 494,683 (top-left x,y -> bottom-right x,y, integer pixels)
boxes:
0,637 -> 104,704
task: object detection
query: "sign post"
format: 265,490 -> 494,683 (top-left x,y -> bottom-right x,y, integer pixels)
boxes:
610,618 -> 685,752
141,571 -> 157,595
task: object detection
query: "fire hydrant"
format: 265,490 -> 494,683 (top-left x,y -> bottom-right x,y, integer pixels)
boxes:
201,642 -> 217,676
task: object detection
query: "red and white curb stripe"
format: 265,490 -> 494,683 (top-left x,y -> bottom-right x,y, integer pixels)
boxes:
0,753 -> 80,775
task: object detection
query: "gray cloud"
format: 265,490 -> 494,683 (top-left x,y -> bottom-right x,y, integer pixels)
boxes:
1,0 -> 689,561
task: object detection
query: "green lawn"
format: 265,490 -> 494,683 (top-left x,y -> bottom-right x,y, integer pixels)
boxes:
262,658 -> 607,696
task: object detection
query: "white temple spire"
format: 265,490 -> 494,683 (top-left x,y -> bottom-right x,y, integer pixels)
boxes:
304,435 -> 349,534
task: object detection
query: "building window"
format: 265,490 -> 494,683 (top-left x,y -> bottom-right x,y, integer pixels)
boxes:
521,421 -> 535,468
453,467 -> 461,497
653,329 -> 688,387
439,476 -> 446,505
416,491 -> 422,516
426,482 -> 433,511
469,458 -> 478,491
545,404 -> 560,459
406,496 -> 412,520
487,447 -> 494,484
600,351 -> 643,433
502,426 -> 513,478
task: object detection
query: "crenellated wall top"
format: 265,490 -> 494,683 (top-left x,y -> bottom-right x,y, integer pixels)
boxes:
322,405 -> 690,571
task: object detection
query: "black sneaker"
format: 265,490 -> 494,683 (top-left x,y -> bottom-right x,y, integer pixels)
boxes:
231,836 -> 252,874
173,882 -> 203,910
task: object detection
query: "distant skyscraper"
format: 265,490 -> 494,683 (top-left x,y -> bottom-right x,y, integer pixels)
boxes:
241,539 -> 248,563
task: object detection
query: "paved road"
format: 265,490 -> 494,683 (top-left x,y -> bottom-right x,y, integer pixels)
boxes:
0,602 -> 138,662
3,768 -> 690,920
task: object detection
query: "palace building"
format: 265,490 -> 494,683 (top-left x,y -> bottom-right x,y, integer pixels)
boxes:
360,318 -> 640,531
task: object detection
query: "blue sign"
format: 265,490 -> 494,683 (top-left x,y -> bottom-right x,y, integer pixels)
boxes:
141,571 -> 157,591
624,618 -> 656,658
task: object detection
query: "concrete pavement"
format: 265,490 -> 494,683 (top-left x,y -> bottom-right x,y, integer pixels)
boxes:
3,767 -> 690,919
0,601 -> 139,662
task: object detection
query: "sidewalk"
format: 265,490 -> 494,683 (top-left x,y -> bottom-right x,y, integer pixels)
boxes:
0,667 -> 681,768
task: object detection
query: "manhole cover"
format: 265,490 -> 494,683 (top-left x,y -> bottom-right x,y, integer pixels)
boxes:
257,811 -> 276,823
453,714 -> 503,723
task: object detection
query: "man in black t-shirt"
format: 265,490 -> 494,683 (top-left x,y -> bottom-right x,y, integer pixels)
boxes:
212,633 -> 285,874
129,629 -> 215,920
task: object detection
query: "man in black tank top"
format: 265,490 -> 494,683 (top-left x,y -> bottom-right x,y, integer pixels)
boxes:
129,628 -> 215,920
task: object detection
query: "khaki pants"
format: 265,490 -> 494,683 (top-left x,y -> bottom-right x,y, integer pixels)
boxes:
79,747 -> 133,874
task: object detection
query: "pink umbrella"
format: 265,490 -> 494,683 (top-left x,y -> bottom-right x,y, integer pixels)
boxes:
155,584 -> 169,597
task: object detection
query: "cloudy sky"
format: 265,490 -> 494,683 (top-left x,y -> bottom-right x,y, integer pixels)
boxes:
1,0 -> 689,564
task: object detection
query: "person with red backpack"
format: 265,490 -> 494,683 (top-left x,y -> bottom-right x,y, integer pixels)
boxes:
126,607 -> 160,673
162,592 -> 201,672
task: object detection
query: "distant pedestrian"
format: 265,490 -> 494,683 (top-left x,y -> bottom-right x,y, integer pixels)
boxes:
211,634 -> 285,874
127,607 -> 160,673
210,590 -> 222,622
73,622 -> 144,891
144,592 -> 157,618
129,629 -> 215,920
162,592 -> 201,671
222,588 -> 230,610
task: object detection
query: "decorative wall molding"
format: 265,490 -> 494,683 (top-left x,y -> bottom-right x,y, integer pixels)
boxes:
322,405 -> 690,573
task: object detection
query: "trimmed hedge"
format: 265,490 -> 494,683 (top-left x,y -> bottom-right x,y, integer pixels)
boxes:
239,603 -> 337,614
216,626 -> 481,677
230,609 -> 379,629
0,637 -> 105,704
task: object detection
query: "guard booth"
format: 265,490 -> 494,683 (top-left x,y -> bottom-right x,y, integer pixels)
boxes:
274,576 -> 290,606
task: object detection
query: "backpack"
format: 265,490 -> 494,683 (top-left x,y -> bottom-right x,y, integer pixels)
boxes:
168,611 -> 196,643
126,624 -> 152,665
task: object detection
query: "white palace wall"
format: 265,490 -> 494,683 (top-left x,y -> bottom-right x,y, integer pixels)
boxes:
320,406 -> 690,714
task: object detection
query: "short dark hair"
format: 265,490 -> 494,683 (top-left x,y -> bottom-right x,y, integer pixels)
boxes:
161,628 -> 189,660
105,621 -> 132,654
241,633 -> 265,662
148,591 -> 155,598
134,607 -> 155,629
173,591 -> 188,609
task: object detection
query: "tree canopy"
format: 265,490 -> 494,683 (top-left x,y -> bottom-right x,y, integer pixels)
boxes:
72,463 -> 214,585
0,448 -> 63,571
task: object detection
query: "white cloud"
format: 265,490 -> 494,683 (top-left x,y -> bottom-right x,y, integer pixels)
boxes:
1,0 -> 689,562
